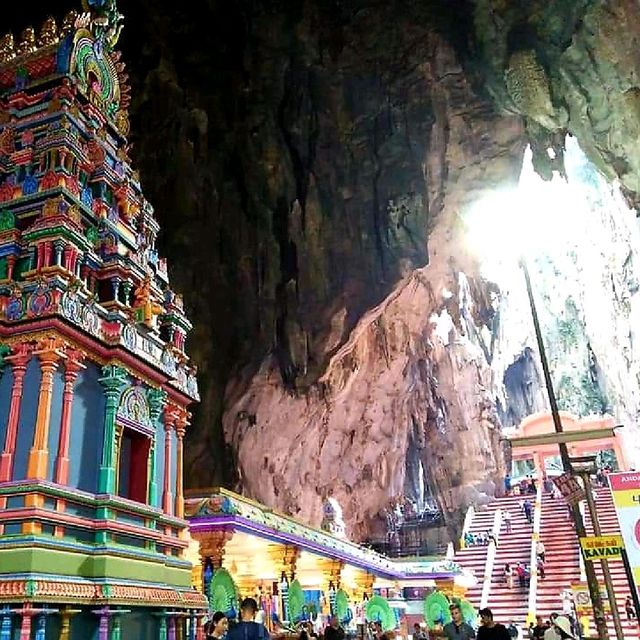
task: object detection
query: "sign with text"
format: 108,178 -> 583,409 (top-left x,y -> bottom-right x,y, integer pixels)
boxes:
579,535 -> 624,561
571,582 -> 610,615
553,472 -> 585,505
609,472 -> 640,591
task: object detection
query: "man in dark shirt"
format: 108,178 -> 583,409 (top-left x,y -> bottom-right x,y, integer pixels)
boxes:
477,608 -> 510,640
226,598 -> 270,640
441,603 -> 475,639
531,615 -> 547,639
324,616 -> 345,640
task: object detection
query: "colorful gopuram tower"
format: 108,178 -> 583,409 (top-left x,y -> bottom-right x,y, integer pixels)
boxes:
0,1 -> 207,637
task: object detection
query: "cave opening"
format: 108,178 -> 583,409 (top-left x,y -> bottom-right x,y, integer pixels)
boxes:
464,135 -> 640,465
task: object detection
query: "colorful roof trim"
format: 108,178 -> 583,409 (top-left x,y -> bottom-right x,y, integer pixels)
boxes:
185,489 -> 463,580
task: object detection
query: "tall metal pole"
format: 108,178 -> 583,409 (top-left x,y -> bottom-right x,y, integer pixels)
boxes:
520,257 -> 610,639
578,470 -> 624,640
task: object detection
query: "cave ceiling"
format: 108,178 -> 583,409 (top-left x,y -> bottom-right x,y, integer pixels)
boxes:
5,0 -> 640,538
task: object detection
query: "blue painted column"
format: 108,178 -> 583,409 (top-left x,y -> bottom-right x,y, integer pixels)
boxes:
0,606 -> 13,640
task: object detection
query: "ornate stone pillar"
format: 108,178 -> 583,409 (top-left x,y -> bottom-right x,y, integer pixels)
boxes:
351,569 -> 374,602
158,615 -> 168,640
19,608 -> 33,640
54,349 -> 86,484
111,277 -> 121,304
268,544 -> 300,620
59,607 -> 81,640
198,529 -> 233,604
199,529 -> 234,571
174,410 -> 189,519
162,407 -> 177,515
53,240 -> 64,267
147,388 -> 167,508
122,280 -> 133,307
318,558 -> 343,615
97,364 -> 127,494
27,336 -> 65,479
6,254 -> 16,281
0,342 -> 32,481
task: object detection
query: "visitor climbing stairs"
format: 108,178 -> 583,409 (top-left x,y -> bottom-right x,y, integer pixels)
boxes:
535,491 -> 581,619
454,494 -> 533,625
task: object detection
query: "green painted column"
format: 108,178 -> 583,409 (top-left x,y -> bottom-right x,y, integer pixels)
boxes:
110,616 -> 121,640
98,364 -> 127,495
147,388 -> 167,508
159,614 -> 168,640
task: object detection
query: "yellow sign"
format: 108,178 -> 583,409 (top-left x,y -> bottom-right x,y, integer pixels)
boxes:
579,535 -> 624,561
571,582 -> 611,614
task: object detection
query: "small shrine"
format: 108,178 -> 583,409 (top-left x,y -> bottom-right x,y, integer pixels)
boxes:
0,1 -> 206,637
185,489 -> 475,636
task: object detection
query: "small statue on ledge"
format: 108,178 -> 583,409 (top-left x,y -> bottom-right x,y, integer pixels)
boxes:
132,275 -> 163,330
321,497 -> 346,539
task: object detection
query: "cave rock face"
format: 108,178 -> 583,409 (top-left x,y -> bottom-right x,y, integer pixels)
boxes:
119,0 -> 527,538
475,0 -> 640,203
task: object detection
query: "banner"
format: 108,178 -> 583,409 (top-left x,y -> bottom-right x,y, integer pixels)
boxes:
609,472 -> 640,588
579,535 -> 624,561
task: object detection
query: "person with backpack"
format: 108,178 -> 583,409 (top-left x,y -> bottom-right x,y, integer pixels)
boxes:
226,598 -> 270,640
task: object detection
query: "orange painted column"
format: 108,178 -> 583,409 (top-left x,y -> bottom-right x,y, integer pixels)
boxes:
0,342 -> 32,482
54,349 -> 86,484
27,336 -> 64,479
163,408 -> 176,516
174,411 -> 189,519
612,436 -> 629,471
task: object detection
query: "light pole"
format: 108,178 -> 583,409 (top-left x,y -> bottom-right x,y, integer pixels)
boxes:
520,257 -> 610,639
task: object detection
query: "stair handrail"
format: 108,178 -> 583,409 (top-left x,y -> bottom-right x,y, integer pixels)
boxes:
460,504 -> 475,548
479,507 -> 502,608
526,477 -> 544,625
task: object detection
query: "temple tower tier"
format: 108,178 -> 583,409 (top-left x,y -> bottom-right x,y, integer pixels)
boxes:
0,3 -> 206,638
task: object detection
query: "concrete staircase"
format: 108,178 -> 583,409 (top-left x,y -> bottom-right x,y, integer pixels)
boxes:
536,485 -> 640,639
488,495 -> 534,625
454,485 -> 640,637
454,505 -> 496,607
536,492 -> 581,619
454,494 -> 534,625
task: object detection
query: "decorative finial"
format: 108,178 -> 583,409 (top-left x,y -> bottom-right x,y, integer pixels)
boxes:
38,17 -> 59,47
16,28 -> 36,56
0,34 -> 15,63
81,0 -> 124,50
61,11 -> 79,35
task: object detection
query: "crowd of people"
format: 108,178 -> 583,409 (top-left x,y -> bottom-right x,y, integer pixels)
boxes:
428,604 -> 579,640
527,613 -> 578,639
204,598 -> 402,640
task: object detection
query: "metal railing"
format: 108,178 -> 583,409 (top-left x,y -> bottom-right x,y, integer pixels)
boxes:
480,508 -> 503,608
526,477 -> 544,624
366,540 -> 449,558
